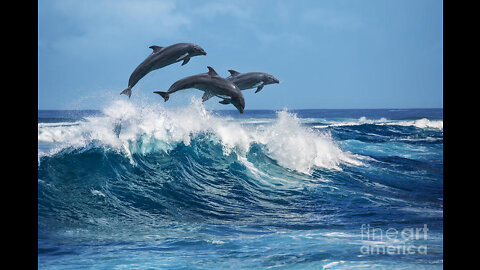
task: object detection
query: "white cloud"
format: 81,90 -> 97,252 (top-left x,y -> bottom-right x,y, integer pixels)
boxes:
42,0 -> 192,55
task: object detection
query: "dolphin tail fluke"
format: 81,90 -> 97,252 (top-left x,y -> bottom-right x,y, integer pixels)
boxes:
154,91 -> 170,102
120,87 -> 132,98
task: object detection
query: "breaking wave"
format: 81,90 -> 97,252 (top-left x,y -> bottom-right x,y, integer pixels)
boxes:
38,98 -> 362,174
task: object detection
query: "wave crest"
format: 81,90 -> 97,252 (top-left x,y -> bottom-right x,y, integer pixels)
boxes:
38,98 -> 361,173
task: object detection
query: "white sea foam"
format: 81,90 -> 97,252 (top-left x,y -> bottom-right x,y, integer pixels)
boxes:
253,110 -> 363,173
38,98 -> 362,174
312,116 -> 443,130
37,122 -> 81,128
91,189 -> 106,197
388,118 -> 443,129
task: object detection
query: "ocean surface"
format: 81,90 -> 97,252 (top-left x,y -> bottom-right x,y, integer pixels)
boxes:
38,99 -> 443,269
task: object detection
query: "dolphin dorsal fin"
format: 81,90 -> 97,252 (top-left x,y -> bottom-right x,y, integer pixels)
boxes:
207,66 -> 218,76
149,45 -> 164,53
228,70 -> 241,77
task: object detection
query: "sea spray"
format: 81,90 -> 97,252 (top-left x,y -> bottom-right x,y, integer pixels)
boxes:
38,98 -> 361,173
255,110 -> 362,174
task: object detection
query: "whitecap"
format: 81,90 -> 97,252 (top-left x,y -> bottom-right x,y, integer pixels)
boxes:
38,98 -> 363,174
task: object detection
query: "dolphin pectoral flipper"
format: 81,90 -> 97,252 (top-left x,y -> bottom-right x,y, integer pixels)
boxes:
181,58 -> 190,66
255,84 -> 264,93
202,92 -> 214,102
219,99 -> 230,105
251,82 -> 264,93
176,53 -> 189,62
252,82 -> 263,88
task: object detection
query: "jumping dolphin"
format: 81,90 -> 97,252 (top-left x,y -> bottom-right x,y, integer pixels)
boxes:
120,43 -> 207,98
226,70 -> 279,93
154,66 -> 246,113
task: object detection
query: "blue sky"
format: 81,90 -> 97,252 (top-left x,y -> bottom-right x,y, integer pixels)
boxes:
38,0 -> 443,110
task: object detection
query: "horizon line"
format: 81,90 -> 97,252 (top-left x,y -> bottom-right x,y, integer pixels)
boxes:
37,107 -> 443,111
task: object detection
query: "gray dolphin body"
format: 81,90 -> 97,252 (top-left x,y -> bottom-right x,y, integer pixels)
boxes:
121,43 -> 207,98
154,66 -> 245,113
226,70 -> 279,93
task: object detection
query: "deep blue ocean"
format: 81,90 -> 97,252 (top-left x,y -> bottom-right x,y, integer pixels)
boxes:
38,100 -> 443,269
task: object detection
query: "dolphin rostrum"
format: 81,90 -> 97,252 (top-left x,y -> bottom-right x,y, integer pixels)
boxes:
121,43 -> 207,98
154,66 -> 246,113
226,70 -> 279,93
